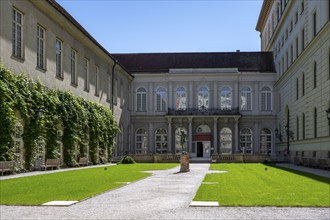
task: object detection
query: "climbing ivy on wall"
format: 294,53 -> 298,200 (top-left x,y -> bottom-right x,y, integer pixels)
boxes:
0,65 -> 119,170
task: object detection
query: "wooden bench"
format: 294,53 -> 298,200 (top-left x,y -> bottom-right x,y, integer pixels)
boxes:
0,161 -> 15,175
318,159 -> 329,170
78,157 -> 91,166
41,159 -> 61,171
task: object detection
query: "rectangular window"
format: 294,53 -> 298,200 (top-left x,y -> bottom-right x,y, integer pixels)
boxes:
313,12 -> 317,37
290,44 -> 293,64
295,37 -> 299,58
295,11 -> 298,24
114,79 -> 118,105
296,116 -> 299,140
301,29 -> 305,51
313,62 -> 317,89
83,58 -> 89,91
302,113 -> 305,139
313,151 -> 316,158
37,25 -> 45,69
301,1 -> 304,14
296,78 -> 299,100
12,8 -> 23,58
302,73 -> 305,96
95,66 -> 99,96
70,49 -> 77,85
55,38 -> 63,78
120,82 -> 124,107
314,108 -> 317,138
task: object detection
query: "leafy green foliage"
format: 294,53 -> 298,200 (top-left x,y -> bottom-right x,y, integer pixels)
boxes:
118,156 -> 136,164
0,65 -> 119,170
0,163 -> 178,205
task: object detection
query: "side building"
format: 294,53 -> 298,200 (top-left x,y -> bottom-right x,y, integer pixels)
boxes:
256,0 -> 330,164
0,0 -> 133,168
113,52 -> 277,162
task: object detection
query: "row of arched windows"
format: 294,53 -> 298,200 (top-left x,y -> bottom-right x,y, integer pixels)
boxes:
136,86 -> 272,112
134,127 -> 272,155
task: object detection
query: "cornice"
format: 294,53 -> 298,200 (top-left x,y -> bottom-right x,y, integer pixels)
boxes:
256,0 -> 274,32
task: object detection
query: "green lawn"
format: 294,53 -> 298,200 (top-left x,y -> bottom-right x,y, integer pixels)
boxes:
0,163 -> 178,205
194,163 -> 330,207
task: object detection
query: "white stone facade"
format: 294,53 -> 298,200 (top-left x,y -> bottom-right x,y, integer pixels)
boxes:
257,0 -> 330,163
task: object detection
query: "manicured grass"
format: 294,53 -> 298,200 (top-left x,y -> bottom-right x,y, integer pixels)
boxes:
0,163 -> 178,205
194,163 -> 330,207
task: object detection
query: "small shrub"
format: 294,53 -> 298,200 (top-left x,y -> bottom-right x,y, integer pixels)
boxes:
118,156 -> 136,164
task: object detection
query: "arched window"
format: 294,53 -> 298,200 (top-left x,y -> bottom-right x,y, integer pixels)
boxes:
261,86 -> 272,111
135,128 -> 148,154
313,61 -> 317,89
175,128 -> 187,154
198,86 -> 209,109
176,87 -> 187,110
196,125 -> 211,133
240,128 -> 252,154
260,128 -> 272,155
220,87 -> 232,110
220,127 -> 232,155
156,87 -> 167,112
241,87 -> 252,110
314,107 -> 317,138
136,87 -> 147,112
155,128 -> 167,154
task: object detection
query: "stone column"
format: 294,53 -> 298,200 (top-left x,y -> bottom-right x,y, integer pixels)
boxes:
253,122 -> 260,154
234,117 -> 239,153
149,123 -> 154,153
213,81 -> 218,108
149,83 -> 153,112
168,82 -> 173,109
167,118 -> 172,153
213,117 -> 218,154
188,117 -> 193,153
189,82 -> 193,108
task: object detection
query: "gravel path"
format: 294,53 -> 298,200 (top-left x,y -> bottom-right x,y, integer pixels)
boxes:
0,164 -> 329,220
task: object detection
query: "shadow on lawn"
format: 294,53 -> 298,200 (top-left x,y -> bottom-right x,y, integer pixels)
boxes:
265,163 -> 330,184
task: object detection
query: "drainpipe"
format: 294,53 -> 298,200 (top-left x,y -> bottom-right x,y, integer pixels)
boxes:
111,60 -> 118,111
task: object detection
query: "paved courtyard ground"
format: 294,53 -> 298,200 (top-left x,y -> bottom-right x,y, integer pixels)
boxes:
0,163 -> 329,220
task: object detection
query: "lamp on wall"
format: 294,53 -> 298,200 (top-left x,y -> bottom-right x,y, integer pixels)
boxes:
284,124 -> 294,155
326,108 -> 330,125
275,128 -> 282,142
36,107 -> 44,118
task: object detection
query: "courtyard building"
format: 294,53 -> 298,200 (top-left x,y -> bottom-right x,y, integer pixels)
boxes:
256,0 -> 330,164
0,0 -> 329,167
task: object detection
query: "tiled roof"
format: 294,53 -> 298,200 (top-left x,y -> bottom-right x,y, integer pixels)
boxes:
112,52 -> 275,73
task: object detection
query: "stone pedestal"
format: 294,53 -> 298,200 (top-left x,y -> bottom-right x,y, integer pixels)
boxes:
180,154 -> 190,172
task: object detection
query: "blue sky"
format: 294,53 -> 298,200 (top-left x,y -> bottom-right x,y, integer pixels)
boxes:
57,0 -> 263,53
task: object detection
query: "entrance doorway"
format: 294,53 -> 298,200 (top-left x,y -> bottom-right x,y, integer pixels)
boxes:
197,142 -> 203,157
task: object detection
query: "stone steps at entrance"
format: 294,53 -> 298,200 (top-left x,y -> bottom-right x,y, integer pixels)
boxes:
190,158 -> 212,163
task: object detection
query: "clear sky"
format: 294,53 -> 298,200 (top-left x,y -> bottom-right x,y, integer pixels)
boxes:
56,0 -> 263,53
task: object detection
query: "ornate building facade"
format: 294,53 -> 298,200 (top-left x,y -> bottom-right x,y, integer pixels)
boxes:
0,0 -> 329,165
256,0 -> 330,164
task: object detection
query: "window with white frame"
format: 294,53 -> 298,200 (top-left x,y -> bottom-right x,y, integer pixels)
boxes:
240,128 -> 252,154
220,127 -> 232,155
220,87 -> 232,110
135,128 -> 148,154
95,66 -> 99,96
70,48 -> 77,85
12,8 -> 23,58
260,128 -> 272,155
83,58 -> 89,91
198,86 -> 209,109
176,87 -> 187,110
55,38 -> 63,78
241,87 -> 252,110
37,25 -> 45,69
155,128 -> 167,154
175,128 -> 187,154
261,86 -> 272,111
136,87 -> 147,112
156,87 -> 167,111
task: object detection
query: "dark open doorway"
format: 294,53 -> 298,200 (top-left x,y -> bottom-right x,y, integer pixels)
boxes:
197,142 -> 203,157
